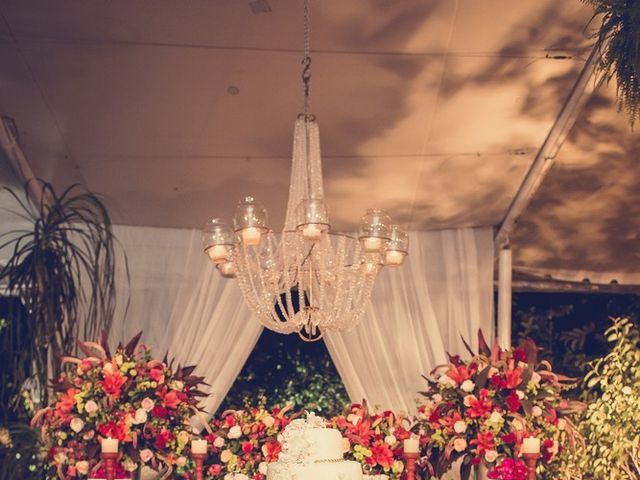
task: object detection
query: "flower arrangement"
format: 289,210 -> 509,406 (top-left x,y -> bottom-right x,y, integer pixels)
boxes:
329,402 -> 412,479
32,332 -> 206,479
204,400 -> 296,480
417,331 -> 584,480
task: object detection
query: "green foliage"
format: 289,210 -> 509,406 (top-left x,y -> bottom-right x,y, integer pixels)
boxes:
0,180 -> 124,410
220,330 -> 350,417
578,317 -> 640,479
0,423 -> 41,480
583,0 -> 640,125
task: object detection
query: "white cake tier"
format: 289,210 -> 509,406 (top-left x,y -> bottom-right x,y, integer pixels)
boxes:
278,421 -> 345,464
268,460 -> 363,480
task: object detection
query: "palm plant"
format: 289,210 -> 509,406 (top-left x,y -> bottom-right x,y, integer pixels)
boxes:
583,0 -> 640,125
0,180 -> 122,409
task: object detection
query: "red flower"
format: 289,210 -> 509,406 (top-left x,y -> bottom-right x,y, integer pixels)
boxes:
467,391 -> 492,419
208,465 -> 222,477
505,391 -> 521,413
242,441 -> 254,454
501,432 -> 517,444
98,420 -> 130,441
369,442 -> 394,469
262,440 -> 281,462
504,368 -> 523,389
471,432 -> 495,456
158,387 -> 181,409
488,458 -> 527,480
150,367 -> 165,384
154,429 -> 173,450
513,348 -> 527,363
101,370 -> 126,398
152,405 -> 168,418
448,365 -> 473,385
490,375 -> 503,389
225,414 -> 236,427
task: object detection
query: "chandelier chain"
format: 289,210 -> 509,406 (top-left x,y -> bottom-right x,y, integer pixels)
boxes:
302,0 -> 311,113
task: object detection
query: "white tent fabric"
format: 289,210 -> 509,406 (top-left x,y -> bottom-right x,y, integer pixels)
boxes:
109,225 -> 263,415
325,228 -> 494,413
107,225 -> 493,415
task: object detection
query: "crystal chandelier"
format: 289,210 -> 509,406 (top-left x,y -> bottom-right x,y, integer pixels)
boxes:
202,0 -> 408,341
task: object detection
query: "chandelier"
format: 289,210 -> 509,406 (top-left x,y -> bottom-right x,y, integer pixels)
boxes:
202,0 -> 408,341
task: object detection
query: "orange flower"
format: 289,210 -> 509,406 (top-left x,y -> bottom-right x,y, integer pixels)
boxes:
159,387 -> 181,409
55,388 -> 79,418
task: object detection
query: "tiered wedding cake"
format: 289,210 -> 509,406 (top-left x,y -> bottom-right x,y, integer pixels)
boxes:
267,413 -> 363,480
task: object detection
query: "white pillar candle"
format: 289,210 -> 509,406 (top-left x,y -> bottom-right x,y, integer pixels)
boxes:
241,227 -> 261,246
302,224 -> 322,241
191,439 -> 208,455
363,237 -> 382,252
101,437 -> 119,453
522,437 -> 541,454
206,245 -> 229,264
385,250 -> 404,266
403,437 -> 419,454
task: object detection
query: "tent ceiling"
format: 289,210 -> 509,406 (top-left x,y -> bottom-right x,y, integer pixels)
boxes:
1,1 -> 635,281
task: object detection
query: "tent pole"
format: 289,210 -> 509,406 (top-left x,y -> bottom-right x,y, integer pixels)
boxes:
497,247 -> 512,349
494,44 -> 602,251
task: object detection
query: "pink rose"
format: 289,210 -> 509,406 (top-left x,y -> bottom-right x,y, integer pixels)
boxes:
141,397 -> 155,412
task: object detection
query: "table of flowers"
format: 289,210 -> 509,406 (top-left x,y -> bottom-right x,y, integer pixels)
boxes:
32,332 -> 584,480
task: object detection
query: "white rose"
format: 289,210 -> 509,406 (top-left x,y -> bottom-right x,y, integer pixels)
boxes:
516,390 -> 525,399
393,460 -> 404,473
489,411 -> 503,423
141,397 -> 155,412
262,416 -> 275,428
84,400 -> 98,415
214,436 -> 225,448
557,418 -> 567,431
235,475 -> 249,480
623,386 -> 633,395
432,394 -> 443,403
347,414 -> 361,425
172,380 -> 184,391
224,474 -> 234,480
532,406 -> 543,417
453,438 -> 467,452
384,435 -> 397,446
75,461 -> 89,475
461,380 -> 475,393
176,456 -> 187,468
228,425 -> 242,439
511,418 -> 525,432
70,417 -> 85,433
134,408 -> 148,424
438,375 -> 457,388
259,462 -> 269,475
485,450 -> 498,463
140,449 -> 153,463
453,421 -> 467,434
220,449 -> 233,463
463,395 -> 476,407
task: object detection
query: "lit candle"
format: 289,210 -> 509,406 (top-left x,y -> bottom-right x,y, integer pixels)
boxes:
101,437 -> 119,454
302,224 -> 322,241
241,227 -> 261,246
363,237 -> 382,252
206,245 -> 229,264
385,250 -> 404,266
522,437 -> 541,455
218,262 -> 237,278
403,437 -> 420,454
191,439 -> 208,455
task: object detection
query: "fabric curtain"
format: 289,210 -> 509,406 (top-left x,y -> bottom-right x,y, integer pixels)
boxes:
324,228 -> 494,413
109,225 -> 262,415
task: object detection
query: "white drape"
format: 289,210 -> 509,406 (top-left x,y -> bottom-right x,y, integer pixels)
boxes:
110,225 -> 262,415
324,228 -> 494,413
